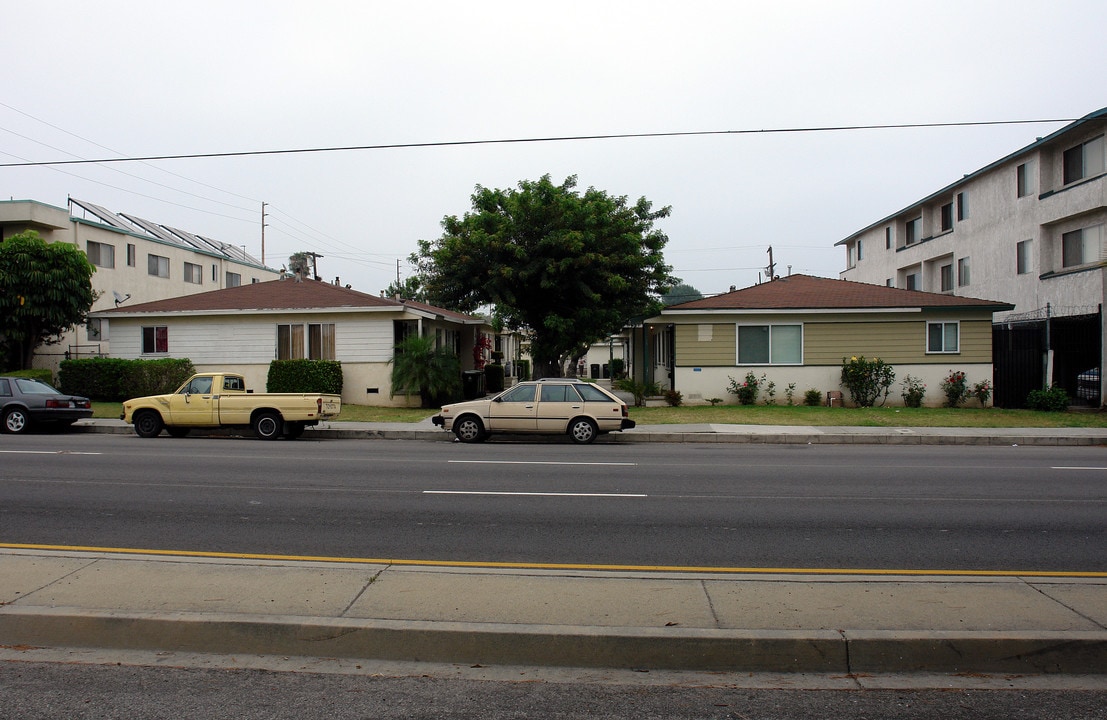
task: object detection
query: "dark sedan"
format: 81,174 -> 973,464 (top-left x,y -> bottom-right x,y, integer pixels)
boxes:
0,376 -> 93,433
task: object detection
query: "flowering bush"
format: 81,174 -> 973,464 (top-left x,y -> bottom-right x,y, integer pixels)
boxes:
727,371 -> 763,405
840,356 -> 895,407
940,370 -> 968,407
901,375 -> 926,408
970,379 -> 992,408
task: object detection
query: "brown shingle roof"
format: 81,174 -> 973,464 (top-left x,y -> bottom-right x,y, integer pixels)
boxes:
98,278 -> 483,322
667,274 -> 1014,311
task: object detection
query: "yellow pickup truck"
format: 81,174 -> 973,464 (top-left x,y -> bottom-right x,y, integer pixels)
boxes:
121,372 -> 341,440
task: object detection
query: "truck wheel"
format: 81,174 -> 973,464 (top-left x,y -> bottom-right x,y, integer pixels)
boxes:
133,410 -> 164,438
568,417 -> 598,444
283,422 -> 305,439
3,407 -> 29,434
252,411 -> 282,440
453,415 -> 486,443
166,427 -> 191,438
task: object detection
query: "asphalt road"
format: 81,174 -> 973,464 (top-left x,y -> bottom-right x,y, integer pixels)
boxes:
1,433 -> 1105,572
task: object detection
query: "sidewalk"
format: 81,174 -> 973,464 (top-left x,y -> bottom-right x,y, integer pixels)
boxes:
2,548 -> 1105,674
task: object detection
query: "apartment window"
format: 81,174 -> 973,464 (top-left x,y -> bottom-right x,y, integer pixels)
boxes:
183,262 -> 203,284
958,257 -> 970,287
1062,224 -> 1104,268
905,217 -> 922,245
87,318 -> 107,341
86,241 -> 115,268
956,192 -> 968,221
1063,135 -> 1105,184
736,323 -> 802,365
226,271 -> 242,287
885,227 -> 892,249
276,323 -> 336,360
147,254 -> 169,278
1016,162 -> 1034,197
905,272 -> 920,291
940,263 -> 953,292
856,240 -> 862,261
927,321 -> 959,354
847,243 -> 856,268
211,264 -> 218,282
127,243 -> 136,267
141,326 -> 169,354
940,203 -> 953,232
1016,239 -> 1033,274
886,278 -> 894,287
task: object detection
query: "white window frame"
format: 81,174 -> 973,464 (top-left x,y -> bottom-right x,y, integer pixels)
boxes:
957,257 -> 970,287
1062,224 -> 1104,268
926,321 -> 959,354
148,254 -> 170,278
276,322 -> 336,360
1016,239 -> 1033,275
141,326 -> 169,355
87,318 -> 107,341
1063,135 -> 1105,185
86,240 -> 115,268
184,261 -> 203,284
226,271 -> 242,287
735,323 -> 803,366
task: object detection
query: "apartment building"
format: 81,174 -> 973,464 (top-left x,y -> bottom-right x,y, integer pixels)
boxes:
836,108 -> 1106,406
0,198 -> 278,372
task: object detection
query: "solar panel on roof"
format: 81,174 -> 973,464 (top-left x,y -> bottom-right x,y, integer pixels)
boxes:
69,199 -> 131,230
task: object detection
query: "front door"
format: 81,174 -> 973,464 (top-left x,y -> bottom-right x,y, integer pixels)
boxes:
166,375 -> 216,426
488,383 -> 538,431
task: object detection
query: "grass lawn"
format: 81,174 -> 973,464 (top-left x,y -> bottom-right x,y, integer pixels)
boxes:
93,401 -> 1105,428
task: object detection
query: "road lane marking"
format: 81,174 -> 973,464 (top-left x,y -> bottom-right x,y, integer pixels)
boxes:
0,450 -> 102,456
448,460 -> 637,466
423,490 -> 647,498
1052,466 -> 1107,471
2,543 -> 1105,578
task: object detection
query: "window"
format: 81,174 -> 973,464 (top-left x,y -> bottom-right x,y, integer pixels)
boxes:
148,254 -> 169,278
1017,162 -> 1034,197
226,271 -> 242,287
956,192 -> 968,221
184,262 -> 203,284
86,241 -> 115,268
940,263 -> 953,292
212,264 -> 218,282
905,217 -> 922,245
1063,135 -> 1105,184
940,203 -> 953,232
1062,224 -> 1104,268
142,326 -> 169,354
958,257 -> 970,287
127,243 -> 136,267
885,227 -> 892,249
856,240 -> 863,261
1017,239 -> 1033,274
905,272 -> 920,291
886,278 -> 894,287
736,323 -> 802,365
927,321 -> 959,353
500,384 -> 536,403
87,318 -> 107,341
540,384 -> 581,402
276,323 -> 336,360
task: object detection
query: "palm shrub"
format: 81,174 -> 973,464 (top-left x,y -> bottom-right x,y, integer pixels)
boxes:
389,334 -> 461,407
840,356 -> 895,407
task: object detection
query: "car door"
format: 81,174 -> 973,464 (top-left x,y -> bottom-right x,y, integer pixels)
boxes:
166,376 -> 216,426
487,383 -> 538,432
535,383 -> 583,433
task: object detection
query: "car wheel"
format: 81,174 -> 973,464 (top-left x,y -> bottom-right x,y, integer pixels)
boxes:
283,421 -> 306,439
252,411 -> 283,440
453,415 -> 486,443
133,410 -> 164,438
568,417 -> 598,444
166,427 -> 191,438
2,407 -> 29,434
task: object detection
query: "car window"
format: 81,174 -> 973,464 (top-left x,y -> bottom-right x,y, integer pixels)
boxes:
499,384 -> 536,403
223,376 -> 245,391
0,379 -> 10,397
182,377 -> 213,394
540,384 -> 582,402
575,383 -> 615,402
13,378 -> 59,395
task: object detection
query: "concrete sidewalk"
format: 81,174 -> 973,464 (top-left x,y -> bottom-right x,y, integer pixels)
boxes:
73,417 -> 1107,445
1,548 -> 1105,674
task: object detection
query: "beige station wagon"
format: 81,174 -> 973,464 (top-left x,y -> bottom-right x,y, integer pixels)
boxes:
432,379 -> 635,444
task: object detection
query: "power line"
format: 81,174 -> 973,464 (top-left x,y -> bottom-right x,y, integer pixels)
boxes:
0,118 -> 1082,169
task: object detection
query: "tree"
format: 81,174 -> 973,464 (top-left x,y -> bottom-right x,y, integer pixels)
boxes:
660,282 -> 703,306
389,334 -> 461,407
381,274 -> 427,302
0,231 -> 97,370
413,175 -> 677,376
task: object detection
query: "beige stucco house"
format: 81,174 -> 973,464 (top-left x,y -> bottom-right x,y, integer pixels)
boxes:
632,274 -> 1012,407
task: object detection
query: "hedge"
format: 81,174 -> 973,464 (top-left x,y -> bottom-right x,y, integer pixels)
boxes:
266,360 -> 343,394
58,358 -> 196,401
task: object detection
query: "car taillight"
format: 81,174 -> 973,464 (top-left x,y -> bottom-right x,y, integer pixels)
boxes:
622,405 -> 629,417
45,399 -> 64,409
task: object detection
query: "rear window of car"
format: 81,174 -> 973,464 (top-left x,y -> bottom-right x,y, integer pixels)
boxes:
0,379 -> 10,397
13,378 -> 59,395
575,384 -> 615,402
540,384 -> 582,402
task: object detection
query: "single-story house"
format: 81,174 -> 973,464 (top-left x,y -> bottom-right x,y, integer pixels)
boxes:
630,274 -> 1014,407
91,277 -> 492,407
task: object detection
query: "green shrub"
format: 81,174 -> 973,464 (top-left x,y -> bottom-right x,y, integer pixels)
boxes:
901,374 -> 926,408
663,389 -> 683,407
940,370 -> 968,408
614,377 -> 660,407
609,358 -> 625,378
727,372 -> 762,405
3,367 -> 54,385
1026,385 -> 1069,412
267,359 -> 343,394
804,389 -> 823,407
840,356 -> 895,407
515,359 -> 530,382
58,357 -> 194,401
484,363 -> 505,393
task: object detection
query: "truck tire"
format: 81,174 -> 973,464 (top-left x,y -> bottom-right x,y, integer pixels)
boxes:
252,411 -> 283,440
133,410 -> 164,438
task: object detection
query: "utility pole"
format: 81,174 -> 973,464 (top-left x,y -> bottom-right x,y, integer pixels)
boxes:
766,246 -> 776,279
396,259 -> 401,287
307,251 -> 323,281
261,202 -> 268,265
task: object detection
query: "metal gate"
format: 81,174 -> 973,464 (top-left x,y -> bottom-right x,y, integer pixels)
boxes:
992,306 -> 1101,408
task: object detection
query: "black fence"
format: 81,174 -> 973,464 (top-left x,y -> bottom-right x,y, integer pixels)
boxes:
992,308 -> 1101,408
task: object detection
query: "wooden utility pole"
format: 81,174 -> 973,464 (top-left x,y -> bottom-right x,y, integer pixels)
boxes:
261,202 -> 268,265
307,251 -> 323,280
766,246 -> 776,279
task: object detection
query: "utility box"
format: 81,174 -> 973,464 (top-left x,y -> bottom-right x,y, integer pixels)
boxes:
825,390 -> 843,407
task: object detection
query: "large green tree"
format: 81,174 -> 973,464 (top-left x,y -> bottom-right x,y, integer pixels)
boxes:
413,175 -> 677,376
0,231 -> 97,370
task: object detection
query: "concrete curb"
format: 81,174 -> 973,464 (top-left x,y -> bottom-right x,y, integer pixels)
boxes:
3,607 -> 1105,673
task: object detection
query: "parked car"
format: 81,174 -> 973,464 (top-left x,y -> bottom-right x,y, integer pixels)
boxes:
0,376 -> 93,434
1076,367 -> 1100,402
432,378 -> 635,444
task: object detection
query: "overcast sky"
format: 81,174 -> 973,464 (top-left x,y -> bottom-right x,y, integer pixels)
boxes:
3,1 -> 1105,299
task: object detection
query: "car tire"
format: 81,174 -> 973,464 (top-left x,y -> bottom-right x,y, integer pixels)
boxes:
166,426 -> 191,438
252,411 -> 283,440
2,407 -> 29,434
453,415 -> 486,443
133,410 -> 164,438
568,417 -> 598,444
